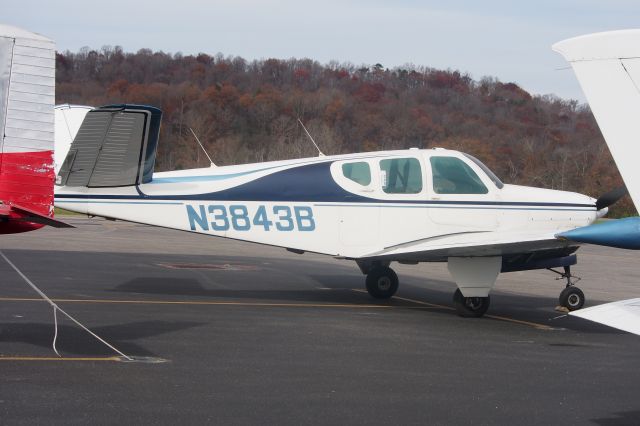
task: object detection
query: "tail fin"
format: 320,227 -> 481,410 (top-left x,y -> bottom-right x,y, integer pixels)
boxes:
553,30 -> 640,210
0,25 -> 56,233
56,104 -> 162,188
54,104 -> 93,174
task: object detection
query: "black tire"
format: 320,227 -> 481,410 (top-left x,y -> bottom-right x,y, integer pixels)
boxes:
365,266 -> 399,299
559,286 -> 585,311
453,288 -> 490,318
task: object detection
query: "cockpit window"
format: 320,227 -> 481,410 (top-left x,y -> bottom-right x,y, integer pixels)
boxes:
380,158 -> 422,194
463,153 -> 504,189
342,161 -> 371,186
430,156 -> 489,194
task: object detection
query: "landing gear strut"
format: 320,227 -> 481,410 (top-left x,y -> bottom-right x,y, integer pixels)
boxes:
453,289 -> 490,318
550,265 -> 585,311
365,265 -> 399,299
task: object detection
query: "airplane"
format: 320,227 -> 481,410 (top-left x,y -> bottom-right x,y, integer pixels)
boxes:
553,29 -> 640,334
0,24 -> 70,234
54,99 -> 627,318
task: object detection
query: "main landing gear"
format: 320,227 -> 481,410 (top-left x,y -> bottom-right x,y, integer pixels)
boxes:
452,289 -> 490,318
550,265 -> 585,311
360,259 -> 497,319
365,265 -> 399,299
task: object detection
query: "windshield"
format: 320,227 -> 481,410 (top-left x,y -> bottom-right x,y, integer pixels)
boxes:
462,154 -> 504,189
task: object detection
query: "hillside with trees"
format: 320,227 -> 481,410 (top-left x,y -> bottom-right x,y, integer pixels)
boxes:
55,46 -> 634,216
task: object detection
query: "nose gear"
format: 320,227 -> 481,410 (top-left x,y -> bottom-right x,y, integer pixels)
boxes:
549,265 -> 585,311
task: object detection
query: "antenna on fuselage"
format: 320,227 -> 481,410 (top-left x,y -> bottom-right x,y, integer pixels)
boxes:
188,127 -> 216,167
297,118 -> 325,157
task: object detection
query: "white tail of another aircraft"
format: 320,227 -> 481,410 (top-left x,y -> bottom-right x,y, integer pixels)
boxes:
553,30 -> 640,209
555,30 -> 640,335
0,24 -> 71,232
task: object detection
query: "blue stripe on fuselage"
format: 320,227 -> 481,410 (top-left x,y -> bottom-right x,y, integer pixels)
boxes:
55,161 -> 596,209
150,168 -> 273,184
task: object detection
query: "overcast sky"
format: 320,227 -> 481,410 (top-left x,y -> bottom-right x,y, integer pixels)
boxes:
6,0 -> 640,102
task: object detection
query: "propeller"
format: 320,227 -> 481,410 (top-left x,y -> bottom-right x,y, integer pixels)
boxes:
596,185 -> 628,210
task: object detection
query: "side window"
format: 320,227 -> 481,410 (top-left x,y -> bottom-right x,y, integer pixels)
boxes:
430,156 -> 488,194
342,162 -> 371,186
380,158 -> 422,194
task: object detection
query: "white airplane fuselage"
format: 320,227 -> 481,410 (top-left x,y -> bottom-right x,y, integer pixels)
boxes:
55,148 -> 597,260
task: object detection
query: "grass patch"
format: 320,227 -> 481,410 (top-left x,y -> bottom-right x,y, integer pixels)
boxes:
55,207 -> 83,216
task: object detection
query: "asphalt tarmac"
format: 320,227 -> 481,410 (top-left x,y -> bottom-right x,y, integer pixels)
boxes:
0,218 -> 638,425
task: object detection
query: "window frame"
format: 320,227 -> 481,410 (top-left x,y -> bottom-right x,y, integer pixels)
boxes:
373,156 -> 427,199
378,156 -> 424,195
331,155 -> 429,200
426,153 -> 497,197
341,161 -> 372,187
331,158 -> 377,194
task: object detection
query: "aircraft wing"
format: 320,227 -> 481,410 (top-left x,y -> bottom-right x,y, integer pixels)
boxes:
569,298 -> 640,335
362,230 -> 574,263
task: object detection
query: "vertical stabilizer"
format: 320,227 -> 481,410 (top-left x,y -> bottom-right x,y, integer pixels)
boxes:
57,104 -> 162,188
54,104 -> 93,174
0,25 -> 56,233
553,30 -> 640,209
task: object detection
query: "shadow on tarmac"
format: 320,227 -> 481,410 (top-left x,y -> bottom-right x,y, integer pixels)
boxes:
108,272 -> 623,336
0,320 -> 204,356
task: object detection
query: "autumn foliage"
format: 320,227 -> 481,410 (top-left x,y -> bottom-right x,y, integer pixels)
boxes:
55,46 -> 635,216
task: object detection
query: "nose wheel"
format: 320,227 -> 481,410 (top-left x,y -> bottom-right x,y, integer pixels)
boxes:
559,286 -> 585,311
550,265 -> 585,311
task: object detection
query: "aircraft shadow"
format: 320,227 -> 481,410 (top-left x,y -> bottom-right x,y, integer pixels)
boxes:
0,320 -> 204,357
109,274 -> 623,335
112,276 -> 374,304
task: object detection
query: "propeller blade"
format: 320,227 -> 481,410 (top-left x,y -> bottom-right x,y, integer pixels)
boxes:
596,185 -> 628,210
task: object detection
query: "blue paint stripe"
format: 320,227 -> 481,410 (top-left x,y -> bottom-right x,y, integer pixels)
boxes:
55,161 -> 595,209
148,154 -> 392,184
150,169 -> 271,184
55,195 -> 594,209
55,196 -> 592,211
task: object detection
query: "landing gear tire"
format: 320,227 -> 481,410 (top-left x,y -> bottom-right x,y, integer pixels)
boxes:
365,266 -> 399,299
453,289 -> 490,318
559,286 -> 585,311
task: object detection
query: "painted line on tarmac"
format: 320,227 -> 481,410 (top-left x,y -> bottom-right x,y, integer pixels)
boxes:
352,289 -> 453,310
390,294 -> 454,310
484,314 -> 555,331
1,296 -> 550,330
0,296 -> 412,310
352,289 -> 555,331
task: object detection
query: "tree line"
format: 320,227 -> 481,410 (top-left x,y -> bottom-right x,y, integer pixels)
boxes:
55,45 -> 635,216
